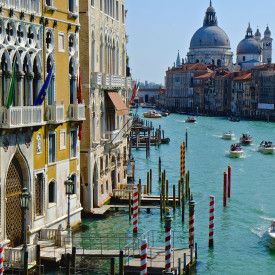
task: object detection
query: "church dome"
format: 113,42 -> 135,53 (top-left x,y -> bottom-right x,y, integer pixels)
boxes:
237,24 -> 261,55
264,26 -> 271,36
237,38 -> 261,54
190,26 -> 230,49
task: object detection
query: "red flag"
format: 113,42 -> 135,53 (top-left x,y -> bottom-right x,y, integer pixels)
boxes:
130,83 -> 137,104
77,67 -> 83,140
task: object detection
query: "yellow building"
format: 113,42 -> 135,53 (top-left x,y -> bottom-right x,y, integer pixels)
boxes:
79,0 -> 132,210
0,0 -> 83,249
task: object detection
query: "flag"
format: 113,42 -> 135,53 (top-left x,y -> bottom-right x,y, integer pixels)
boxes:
77,67 -> 83,140
6,60 -> 16,109
33,66 -> 54,106
130,82 -> 140,104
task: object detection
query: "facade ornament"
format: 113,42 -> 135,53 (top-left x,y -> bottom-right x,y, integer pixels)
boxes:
36,133 -> 42,154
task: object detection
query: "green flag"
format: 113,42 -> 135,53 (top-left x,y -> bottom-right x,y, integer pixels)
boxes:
6,62 -> 16,109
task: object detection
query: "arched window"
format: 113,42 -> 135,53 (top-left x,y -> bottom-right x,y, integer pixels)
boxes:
23,55 -> 33,106
69,58 -> 76,104
47,56 -> 54,105
49,180 -> 56,203
217,59 -> 221,67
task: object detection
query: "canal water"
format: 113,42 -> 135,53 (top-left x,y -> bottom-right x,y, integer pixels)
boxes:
47,110 -> 275,275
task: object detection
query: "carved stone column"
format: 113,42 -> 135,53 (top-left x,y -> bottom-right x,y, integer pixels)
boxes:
16,71 -> 25,106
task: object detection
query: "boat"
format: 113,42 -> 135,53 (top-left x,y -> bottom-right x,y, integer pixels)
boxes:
258,141 -> 275,154
228,116 -> 240,122
268,220 -> 275,244
185,117 -> 196,123
143,110 -> 162,118
239,134 -> 253,145
222,131 -> 234,140
230,144 -> 243,158
161,111 -> 169,117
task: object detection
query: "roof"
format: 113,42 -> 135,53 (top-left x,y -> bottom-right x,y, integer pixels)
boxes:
195,72 -> 214,79
233,72 -> 251,80
168,63 -> 208,72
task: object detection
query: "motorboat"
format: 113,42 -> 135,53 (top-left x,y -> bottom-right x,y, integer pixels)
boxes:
230,144 -> 243,158
228,116 -> 240,122
268,220 -> 275,244
222,131 -> 234,140
258,141 -> 275,154
239,134 -> 253,145
143,110 -> 162,118
185,117 -> 196,123
161,110 -> 170,117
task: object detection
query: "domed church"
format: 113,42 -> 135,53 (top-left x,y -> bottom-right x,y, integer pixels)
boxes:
187,1 -> 233,70
236,24 -> 272,70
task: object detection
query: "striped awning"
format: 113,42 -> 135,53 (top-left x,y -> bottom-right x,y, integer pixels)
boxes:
107,92 -> 129,116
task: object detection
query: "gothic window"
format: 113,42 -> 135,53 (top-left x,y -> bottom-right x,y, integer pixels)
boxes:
45,30 -> 54,52
47,56 -> 54,105
1,53 -> 8,106
35,173 -> 44,216
36,133 -> 42,154
6,22 -> 15,43
17,24 -> 26,46
33,57 -> 41,104
23,56 -> 32,106
48,180 -> 56,204
27,25 -> 35,47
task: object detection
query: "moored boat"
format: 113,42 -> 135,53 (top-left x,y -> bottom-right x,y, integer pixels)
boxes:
268,220 -> 275,244
222,131 -> 234,140
185,117 -> 196,123
258,141 -> 275,154
228,116 -> 240,122
230,144 -> 243,158
143,110 -> 162,118
240,134 -> 253,145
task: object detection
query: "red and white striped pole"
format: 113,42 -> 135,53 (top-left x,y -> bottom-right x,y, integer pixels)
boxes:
0,243 -> 3,275
223,171 -> 227,207
164,208 -> 173,272
228,164 -> 231,198
188,194 -> 196,248
209,196 -> 215,248
133,187 -> 139,233
140,239 -> 148,275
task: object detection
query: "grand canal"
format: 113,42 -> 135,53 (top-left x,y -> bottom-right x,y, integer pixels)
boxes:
48,110 -> 275,274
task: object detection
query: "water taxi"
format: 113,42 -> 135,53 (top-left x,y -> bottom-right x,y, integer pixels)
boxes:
185,117 -> 196,123
230,144 -> 243,158
222,131 -> 234,140
268,220 -> 275,244
143,110 -> 162,118
239,134 -> 253,145
258,141 -> 275,154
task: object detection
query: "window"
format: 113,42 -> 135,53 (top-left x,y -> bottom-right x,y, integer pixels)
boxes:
100,157 -> 103,171
100,0 -> 103,11
35,173 -> 44,216
101,184 -> 104,194
71,174 -> 77,195
91,0 -> 94,6
48,133 -> 56,163
122,4 -> 125,23
105,155 -> 108,168
106,180 -> 109,193
60,130 -> 67,150
70,130 -> 77,158
69,0 -> 75,12
49,180 -> 56,204
58,32 -> 65,52
46,0 -> 53,6
116,1 -> 119,20
243,56 -> 245,61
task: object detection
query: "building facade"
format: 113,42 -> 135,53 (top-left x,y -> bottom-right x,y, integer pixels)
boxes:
0,0 -> 84,248
79,0 -> 131,211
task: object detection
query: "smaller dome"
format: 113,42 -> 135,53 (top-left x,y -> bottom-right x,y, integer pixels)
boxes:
237,38 -> 261,55
206,6 -> 215,13
264,26 -> 271,36
255,28 -> 261,37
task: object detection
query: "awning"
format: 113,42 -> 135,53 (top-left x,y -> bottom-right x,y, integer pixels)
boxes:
107,92 -> 129,116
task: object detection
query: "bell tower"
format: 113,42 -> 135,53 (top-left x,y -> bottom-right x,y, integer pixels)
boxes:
262,26 -> 272,64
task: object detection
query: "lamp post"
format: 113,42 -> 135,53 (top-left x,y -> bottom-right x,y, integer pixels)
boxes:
64,176 -> 74,244
19,187 -> 30,274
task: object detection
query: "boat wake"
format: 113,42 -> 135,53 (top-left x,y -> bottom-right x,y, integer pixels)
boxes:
260,216 -> 274,221
250,225 -> 266,238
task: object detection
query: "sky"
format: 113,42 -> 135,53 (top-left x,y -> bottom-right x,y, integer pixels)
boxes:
125,0 -> 275,85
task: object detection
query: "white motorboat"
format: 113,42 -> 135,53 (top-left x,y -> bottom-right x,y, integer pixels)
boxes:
143,110 -> 162,118
222,131 -> 234,140
229,144 -> 243,158
258,141 -> 275,154
268,220 -> 275,243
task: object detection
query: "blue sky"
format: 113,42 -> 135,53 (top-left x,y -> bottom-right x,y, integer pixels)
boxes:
125,0 -> 275,84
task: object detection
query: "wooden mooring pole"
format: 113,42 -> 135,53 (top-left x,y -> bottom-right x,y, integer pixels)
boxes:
158,157 -> 161,181
36,245 -> 41,275
173,185 -> 176,212
150,169 -> 152,194
119,250 -> 124,275
110,257 -> 115,275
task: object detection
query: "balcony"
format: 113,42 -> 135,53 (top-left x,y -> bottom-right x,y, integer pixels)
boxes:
106,129 -> 123,144
47,102 -> 64,124
91,72 -> 102,89
0,106 -> 44,128
126,77 -> 132,90
69,102 -> 85,121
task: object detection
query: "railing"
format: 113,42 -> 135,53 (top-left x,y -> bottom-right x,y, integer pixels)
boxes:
126,77 -> 132,89
69,102 -> 85,121
106,129 -> 123,144
4,245 -> 37,268
0,106 -> 43,128
47,102 -> 64,124
0,0 -> 41,14
103,73 -> 111,88
91,72 -> 102,88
